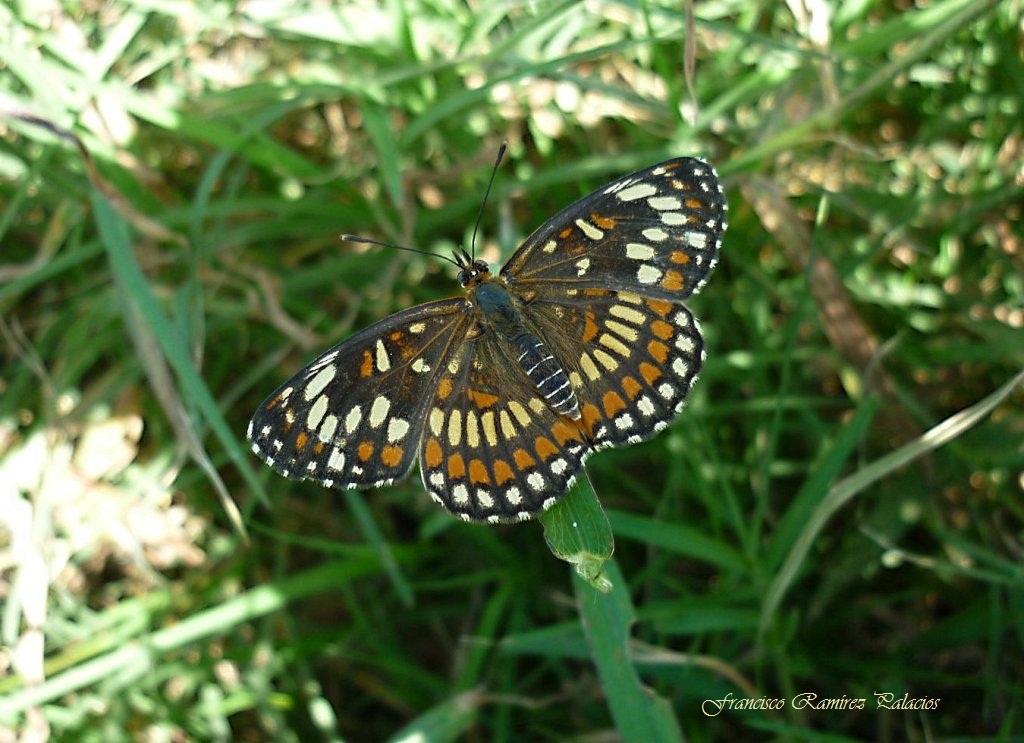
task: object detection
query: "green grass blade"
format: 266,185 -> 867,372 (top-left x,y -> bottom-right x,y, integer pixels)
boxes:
574,560 -> 683,743
761,369 -> 1024,632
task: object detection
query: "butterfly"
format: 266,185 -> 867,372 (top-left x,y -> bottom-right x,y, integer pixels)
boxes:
248,156 -> 727,523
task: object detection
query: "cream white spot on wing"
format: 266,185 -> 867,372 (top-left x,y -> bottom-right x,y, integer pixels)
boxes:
661,211 -> 686,226
575,219 -> 604,241
409,322 -> 426,334
507,400 -> 531,427
453,483 -> 470,504
306,395 -> 329,429
616,182 -> 658,201
344,405 -> 362,434
374,339 -> 391,372
319,414 -> 338,443
580,353 -> 601,381
447,409 -> 462,446
304,366 -> 336,401
368,396 -> 391,428
498,410 -> 516,439
411,357 -> 431,374
465,410 -> 480,448
478,490 -> 494,509
609,304 -> 646,325
686,231 -> 708,249
605,320 -> 639,342
625,242 -> 655,261
672,357 -> 690,378
328,447 -> 345,471
386,417 -> 410,443
676,335 -> 696,353
541,239 -> 558,254
599,333 -> 631,358
481,411 -> 498,446
592,348 -> 619,371
527,472 -> 545,491
575,257 -> 591,276
505,487 -> 523,505
648,196 -> 681,210
636,264 -> 663,285
642,227 -> 669,242
638,396 -> 656,417
614,413 -> 634,430
429,407 -> 444,436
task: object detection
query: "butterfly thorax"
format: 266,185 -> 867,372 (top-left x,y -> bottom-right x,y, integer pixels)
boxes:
470,277 -> 582,421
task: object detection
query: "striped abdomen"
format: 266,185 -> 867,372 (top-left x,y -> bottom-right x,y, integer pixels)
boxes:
473,280 -> 581,420
511,332 -> 580,419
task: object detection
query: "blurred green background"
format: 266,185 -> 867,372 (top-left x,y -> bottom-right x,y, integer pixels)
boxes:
1,0 -> 1022,740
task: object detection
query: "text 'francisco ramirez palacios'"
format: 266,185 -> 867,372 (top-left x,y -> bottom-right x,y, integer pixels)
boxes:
701,692 -> 940,716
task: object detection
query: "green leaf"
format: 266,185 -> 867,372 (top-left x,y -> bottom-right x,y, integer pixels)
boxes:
539,470 -> 614,592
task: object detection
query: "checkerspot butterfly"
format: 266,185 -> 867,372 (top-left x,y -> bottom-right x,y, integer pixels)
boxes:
248,156 -> 727,523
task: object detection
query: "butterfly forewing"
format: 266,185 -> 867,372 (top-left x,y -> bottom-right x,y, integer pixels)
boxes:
248,298 -> 469,490
501,158 -> 725,301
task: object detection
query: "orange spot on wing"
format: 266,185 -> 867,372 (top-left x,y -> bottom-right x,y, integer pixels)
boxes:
651,320 -> 674,340
670,250 -> 691,265
295,432 -> 308,451
551,420 -> 583,445
640,361 -> 663,385
468,388 -> 499,409
583,288 -> 612,298
447,453 -> 466,478
622,376 -> 642,400
647,299 -> 672,317
381,444 -> 403,467
513,448 -> 536,470
602,391 -> 626,418
436,378 -> 454,399
314,442 -> 325,455
359,350 -> 374,378
685,198 -> 703,209
493,459 -> 515,485
583,311 -> 600,342
469,459 -> 490,485
390,331 -> 403,341
580,403 -> 603,436
647,340 -> 669,363
357,441 -> 375,462
559,226 -> 573,239
534,436 -> 558,462
661,270 -> 684,292
591,214 -> 617,230
424,438 -> 443,467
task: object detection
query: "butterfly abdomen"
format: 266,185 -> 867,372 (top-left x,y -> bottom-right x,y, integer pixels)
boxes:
474,280 -> 581,420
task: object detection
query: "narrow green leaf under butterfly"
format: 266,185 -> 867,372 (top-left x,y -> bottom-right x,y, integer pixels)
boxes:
248,155 -> 727,523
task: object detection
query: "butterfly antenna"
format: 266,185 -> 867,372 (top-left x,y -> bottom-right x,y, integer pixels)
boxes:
469,140 -> 508,260
340,234 -> 462,269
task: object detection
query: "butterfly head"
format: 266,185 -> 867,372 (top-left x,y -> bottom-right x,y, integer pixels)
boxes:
455,248 -> 492,288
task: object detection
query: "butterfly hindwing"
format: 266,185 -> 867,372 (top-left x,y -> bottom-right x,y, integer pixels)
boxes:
416,328 -> 590,522
523,287 -> 706,449
248,298 -> 470,490
501,158 -> 726,301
